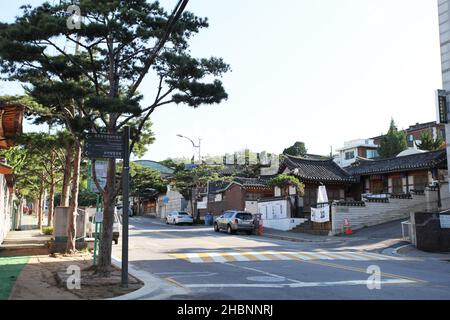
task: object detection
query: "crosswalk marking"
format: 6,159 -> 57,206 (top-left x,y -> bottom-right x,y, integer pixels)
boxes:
171,251 -> 409,264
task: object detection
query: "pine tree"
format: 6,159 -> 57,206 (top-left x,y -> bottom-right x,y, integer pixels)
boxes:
0,0 -> 229,274
416,131 -> 445,151
378,119 -> 408,158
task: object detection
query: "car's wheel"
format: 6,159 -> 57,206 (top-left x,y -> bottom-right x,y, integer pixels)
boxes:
214,223 -> 220,232
227,225 -> 234,235
246,230 -> 253,236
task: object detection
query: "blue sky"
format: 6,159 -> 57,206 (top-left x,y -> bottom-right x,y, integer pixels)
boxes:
0,0 -> 444,160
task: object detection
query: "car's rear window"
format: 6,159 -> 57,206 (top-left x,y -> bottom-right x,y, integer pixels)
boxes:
237,213 -> 253,220
178,212 -> 189,216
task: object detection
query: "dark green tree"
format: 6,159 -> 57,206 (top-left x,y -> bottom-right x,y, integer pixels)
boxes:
0,0 -> 229,274
416,131 -> 444,151
378,119 -> 408,158
172,165 -> 224,222
283,142 -> 308,157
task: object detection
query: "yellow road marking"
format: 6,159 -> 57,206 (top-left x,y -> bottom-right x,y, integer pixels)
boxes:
282,253 -> 306,261
197,253 -> 215,263
239,253 -> 261,261
221,253 -> 238,262
304,260 -> 427,284
165,277 -> 186,288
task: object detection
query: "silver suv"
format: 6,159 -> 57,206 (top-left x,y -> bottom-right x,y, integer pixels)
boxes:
214,211 -> 255,235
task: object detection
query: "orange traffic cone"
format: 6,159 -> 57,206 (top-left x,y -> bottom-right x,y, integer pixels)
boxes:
343,218 -> 353,236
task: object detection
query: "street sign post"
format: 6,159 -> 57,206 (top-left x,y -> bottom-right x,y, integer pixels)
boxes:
85,133 -> 124,159
85,130 -> 130,288
121,127 -> 130,288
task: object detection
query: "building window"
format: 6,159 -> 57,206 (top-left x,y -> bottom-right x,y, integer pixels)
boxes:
345,151 -> 355,160
392,177 -> 403,194
440,129 -> 446,139
245,193 -> 263,201
408,135 -> 414,142
414,174 -> 429,191
371,177 -> 387,194
327,189 -> 342,201
366,150 -> 379,159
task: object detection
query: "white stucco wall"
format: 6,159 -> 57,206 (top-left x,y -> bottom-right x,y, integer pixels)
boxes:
157,187 -> 188,218
257,199 -> 305,231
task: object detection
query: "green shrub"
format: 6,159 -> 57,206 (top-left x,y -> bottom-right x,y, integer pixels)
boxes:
42,226 -> 53,235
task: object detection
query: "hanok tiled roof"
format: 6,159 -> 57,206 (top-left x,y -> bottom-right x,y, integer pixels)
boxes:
133,160 -> 175,175
208,180 -> 231,195
233,177 -> 272,189
345,150 -> 447,176
279,155 -> 356,184
208,177 -> 272,194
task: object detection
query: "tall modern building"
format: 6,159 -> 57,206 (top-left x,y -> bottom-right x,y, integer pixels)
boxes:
438,0 -> 450,191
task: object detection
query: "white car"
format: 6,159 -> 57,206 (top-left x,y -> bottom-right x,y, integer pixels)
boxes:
87,209 -> 122,245
166,211 -> 194,225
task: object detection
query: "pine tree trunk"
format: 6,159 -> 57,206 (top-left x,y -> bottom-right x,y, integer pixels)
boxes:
48,178 -> 55,227
66,143 -> 81,253
96,158 -> 116,276
61,143 -> 73,207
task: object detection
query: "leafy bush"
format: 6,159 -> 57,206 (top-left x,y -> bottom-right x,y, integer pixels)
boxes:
268,174 -> 305,196
42,226 -> 53,235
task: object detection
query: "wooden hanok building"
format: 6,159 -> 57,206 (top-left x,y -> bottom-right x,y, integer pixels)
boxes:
345,150 -> 448,199
0,103 -> 24,149
0,102 -> 24,244
204,177 -> 274,216
279,155 -> 356,213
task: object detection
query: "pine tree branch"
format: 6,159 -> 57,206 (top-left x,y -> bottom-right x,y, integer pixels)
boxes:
127,0 -> 190,98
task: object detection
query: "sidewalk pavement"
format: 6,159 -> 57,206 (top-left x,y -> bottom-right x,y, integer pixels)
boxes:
1,229 -> 51,249
395,244 -> 450,260
261,228 -> 353,244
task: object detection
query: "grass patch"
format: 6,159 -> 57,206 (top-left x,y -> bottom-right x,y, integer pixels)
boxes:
0,256 -> 30,300
42,227 -> 54,235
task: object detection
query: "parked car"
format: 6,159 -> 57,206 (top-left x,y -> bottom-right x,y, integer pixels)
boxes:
214,211 -> 254,235
166,211 -> 194,225
86,209 -> 121,245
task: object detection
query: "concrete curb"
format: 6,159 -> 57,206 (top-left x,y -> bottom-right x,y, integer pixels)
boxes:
261,233 -> 343,244
109,257 -> 189,300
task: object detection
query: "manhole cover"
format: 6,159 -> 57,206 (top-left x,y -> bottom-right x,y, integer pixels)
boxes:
247,276 -> 286,283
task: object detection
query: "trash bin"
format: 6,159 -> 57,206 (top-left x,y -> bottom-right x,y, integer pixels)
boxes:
204,213 -> 213,226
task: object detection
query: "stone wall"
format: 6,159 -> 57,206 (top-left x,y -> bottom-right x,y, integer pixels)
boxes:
413,211 -> 450,252
330,190 -> 444,235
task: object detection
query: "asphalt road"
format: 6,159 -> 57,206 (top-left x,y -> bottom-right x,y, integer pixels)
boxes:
112,217 -> 450,300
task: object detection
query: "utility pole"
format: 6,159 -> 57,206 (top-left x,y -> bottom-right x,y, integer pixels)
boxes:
121,126 -> 130,288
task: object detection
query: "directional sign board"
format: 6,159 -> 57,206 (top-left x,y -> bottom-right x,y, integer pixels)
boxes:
436,89 -> 448,124
88,160 -> 107,193
85,133 -> 124,159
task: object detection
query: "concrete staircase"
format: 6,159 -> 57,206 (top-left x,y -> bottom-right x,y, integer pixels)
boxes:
0,230 -> 51,250
331,193 -> 442,235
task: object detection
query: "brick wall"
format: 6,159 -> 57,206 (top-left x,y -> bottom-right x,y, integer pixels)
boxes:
413,211 -> 450,252
224,184 -> 245,211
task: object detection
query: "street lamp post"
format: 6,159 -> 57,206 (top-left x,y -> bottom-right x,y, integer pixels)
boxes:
177,134 -> 201,163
